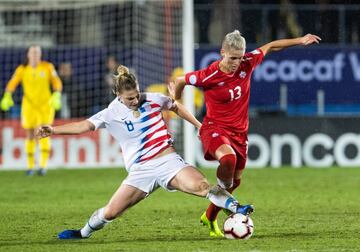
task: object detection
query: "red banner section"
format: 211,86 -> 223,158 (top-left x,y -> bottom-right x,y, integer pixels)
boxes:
0,119 -> 124,169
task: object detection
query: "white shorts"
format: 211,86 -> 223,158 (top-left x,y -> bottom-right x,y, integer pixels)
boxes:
122,152 -> 189,194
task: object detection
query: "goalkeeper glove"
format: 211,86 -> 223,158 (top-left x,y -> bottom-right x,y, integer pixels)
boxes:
49,91 -> 62,111
0,92 -> 14,111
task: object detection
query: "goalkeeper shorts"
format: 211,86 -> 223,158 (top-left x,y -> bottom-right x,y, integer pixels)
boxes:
21,103 -> 55,129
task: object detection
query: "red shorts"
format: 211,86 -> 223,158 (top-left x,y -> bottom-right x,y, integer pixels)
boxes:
199,125 -> 248,167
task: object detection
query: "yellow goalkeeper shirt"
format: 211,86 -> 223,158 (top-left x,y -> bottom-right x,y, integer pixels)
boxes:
6,61 -> 62,108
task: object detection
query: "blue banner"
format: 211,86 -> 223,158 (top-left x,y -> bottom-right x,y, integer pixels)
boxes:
195,47 -> 360,112
1,46 -> 359,115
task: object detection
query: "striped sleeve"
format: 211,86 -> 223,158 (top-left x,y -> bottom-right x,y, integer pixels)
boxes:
151,93 -> 175,110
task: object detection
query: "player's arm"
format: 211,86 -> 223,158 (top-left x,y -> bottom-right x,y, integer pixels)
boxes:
169,76 -> 186,101
5,66 -> 23,93
1,66 -> 23,111
36,120 -> 95,139
169,100 -> 202,129
48,63 -> 63,110
49,63 -> 63,92
260,34 -> 321,56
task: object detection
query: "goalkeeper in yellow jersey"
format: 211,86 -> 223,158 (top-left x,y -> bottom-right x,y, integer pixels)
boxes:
0,45 -> 63,176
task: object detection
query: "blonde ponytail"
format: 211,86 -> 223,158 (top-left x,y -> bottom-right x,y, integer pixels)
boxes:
116,65 -> 129,76
112,64 -> 138,94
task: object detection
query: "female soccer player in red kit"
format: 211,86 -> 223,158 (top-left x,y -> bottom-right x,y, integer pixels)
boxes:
170,30 -> 321,237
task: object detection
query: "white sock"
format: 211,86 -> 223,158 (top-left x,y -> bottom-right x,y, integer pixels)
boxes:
80,207 -> 112,238
206,185 -> 239,213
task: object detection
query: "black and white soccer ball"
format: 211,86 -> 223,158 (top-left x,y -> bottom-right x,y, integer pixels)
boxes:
223,213 -> 254,239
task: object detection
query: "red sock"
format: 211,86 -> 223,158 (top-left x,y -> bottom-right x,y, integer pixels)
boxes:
206,203 -> 221,221
206,178 -> 242,221
216,154 -> 236,188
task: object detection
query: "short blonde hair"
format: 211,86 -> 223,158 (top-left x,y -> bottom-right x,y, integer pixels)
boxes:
222,30 -> 246,52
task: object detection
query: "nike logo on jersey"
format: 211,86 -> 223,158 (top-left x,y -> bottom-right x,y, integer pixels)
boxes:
217,82 -> 225,86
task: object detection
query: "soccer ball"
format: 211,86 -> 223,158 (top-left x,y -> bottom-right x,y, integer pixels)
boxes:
223,213 -> 254,240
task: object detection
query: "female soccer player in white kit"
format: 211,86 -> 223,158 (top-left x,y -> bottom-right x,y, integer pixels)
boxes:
36,65 -> 251,239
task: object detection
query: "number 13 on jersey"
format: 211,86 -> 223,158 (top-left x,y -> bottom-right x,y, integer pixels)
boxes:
229,86 -> 241,101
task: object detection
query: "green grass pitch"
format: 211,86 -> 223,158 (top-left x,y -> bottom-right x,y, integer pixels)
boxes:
0,167 -> 359,252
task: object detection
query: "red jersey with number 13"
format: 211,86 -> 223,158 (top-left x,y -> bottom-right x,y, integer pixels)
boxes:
185,48 -> 264,134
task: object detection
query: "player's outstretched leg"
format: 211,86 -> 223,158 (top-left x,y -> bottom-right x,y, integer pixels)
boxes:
203,178 -> 254,237
167,165 -> 252,238
200,202 -> 254,238
58,207 -> 111,240
58,230 -> 83,239
57,184 -> 146,240
236,204 -> 254,215
221,178 -> 241,216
